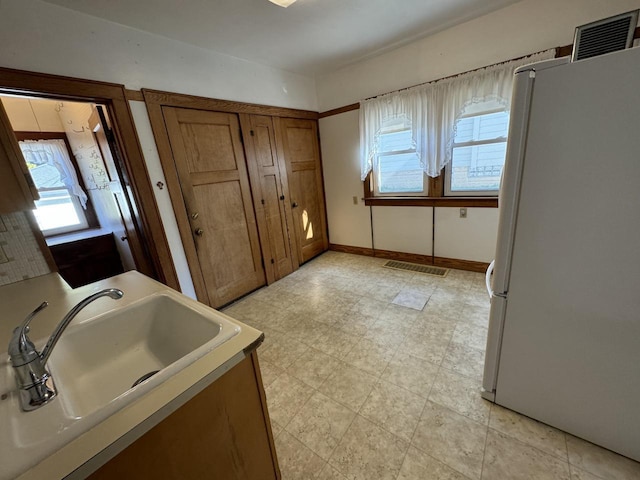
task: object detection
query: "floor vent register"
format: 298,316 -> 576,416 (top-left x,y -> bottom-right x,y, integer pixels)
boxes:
383,260 -> 448,277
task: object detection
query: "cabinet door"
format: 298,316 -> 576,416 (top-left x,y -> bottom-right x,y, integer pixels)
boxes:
276,118 -> 328,264
163,107 -> 265,307
0,99 -> 37,213
241,114 -> 297,283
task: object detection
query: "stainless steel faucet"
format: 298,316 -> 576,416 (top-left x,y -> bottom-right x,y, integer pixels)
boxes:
7,288 -> 124,411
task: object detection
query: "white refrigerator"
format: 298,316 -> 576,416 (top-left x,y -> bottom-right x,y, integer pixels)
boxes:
483,46 -> 640,462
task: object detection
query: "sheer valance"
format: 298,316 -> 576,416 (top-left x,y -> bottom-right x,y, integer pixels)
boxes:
19,139 -> 88,208
360,50 -> 555,180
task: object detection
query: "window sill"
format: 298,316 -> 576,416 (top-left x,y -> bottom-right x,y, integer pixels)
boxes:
363,196 -> 498,207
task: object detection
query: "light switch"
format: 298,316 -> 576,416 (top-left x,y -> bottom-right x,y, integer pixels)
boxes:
460,208 -> 467,218
352,196 -> 358,205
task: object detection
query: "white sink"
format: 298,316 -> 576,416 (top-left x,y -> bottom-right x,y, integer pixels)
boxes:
2,289 -> 241,451
48,291 -> 239,419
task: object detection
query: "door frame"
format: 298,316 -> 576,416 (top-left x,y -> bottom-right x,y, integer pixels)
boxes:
143,89 -> 318,305
0,67 -> 179,289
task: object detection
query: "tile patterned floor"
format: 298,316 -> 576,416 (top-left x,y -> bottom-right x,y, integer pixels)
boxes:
223,252 -> 640,480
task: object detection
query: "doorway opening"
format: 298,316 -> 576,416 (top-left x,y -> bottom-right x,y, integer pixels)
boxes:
0,94 -> 144,287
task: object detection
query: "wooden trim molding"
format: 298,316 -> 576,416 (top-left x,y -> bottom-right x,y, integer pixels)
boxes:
142,89 -> 319,120
0,66 -> 180,291
329,243 -> 489,273
364,196 -> 498,208
318,103 -> 359,119
125,89 -> 145,102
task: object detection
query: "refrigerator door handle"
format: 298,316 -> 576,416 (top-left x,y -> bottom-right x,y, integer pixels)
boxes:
486,260 -> 495,299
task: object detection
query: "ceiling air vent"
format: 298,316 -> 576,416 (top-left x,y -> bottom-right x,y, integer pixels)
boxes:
572,10 -> 638,61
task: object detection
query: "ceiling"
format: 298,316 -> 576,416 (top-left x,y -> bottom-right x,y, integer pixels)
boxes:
42,0 -> 522,76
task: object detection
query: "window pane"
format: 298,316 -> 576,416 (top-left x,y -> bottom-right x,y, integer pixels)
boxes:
454,111 -> 509,143
33,189 -> 83,231
378,129 -> 413,153
450,142 -> 506,192
378,152 -> 423,193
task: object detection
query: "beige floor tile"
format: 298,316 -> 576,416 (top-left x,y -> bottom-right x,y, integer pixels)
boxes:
451,322 -> 488,351
482,429 -> 571,480
412,401 -> 487,480
318,362 -> 378,411
258,358 -> 284,387
286,391 -> 357,460
342,338 -> 395,375
566,435 -> 640,480
275,430 -> 326,480
329,415 -> 409,480
401,333 -> 451,365
380,351 -> 439,398
332,311 -> 375,336
429,369 -> 491,425
459,304 -> 490,328
411,315 -> 458,340
398,446 -> 471,480
264,372 -> 314,427
317,463 -> 349,480
379,303 -> 420,330
286,318 -> 331,346
392,289 -> 430,310
271,419 -> 283,438
314,327 -> 360,358
441,342 -> 485,381
569,465 -> 604,480
362,323 -> 408,349
286,347 -> 342,389
489,404 -> 568,460
360,380 -> 426,442
260,334 -> 308,369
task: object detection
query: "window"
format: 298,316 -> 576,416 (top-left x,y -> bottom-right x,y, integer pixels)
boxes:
445,109 -> 509,196
374,118 -> 426,196
19,138 -> 93,236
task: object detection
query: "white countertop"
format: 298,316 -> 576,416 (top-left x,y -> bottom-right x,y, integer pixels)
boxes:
0,272 -> 263,480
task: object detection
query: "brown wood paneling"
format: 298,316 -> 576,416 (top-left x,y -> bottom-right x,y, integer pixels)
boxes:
328,243 -> 489,273
88,352 -> 280,480
240,114 -> 297,283
0,66 -> 179,291
143,89 -> 318,120
364,196 -> 498,207
163,107 -> 265,307
275,117 -> 328,264
319,103 -> 359,118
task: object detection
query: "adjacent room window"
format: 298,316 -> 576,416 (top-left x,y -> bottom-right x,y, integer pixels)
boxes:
18,138 -> 92,236
445,109 -> 509,196
374,118 -> 426,195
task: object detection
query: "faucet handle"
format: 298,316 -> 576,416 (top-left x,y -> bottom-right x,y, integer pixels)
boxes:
8,302 -> 48,366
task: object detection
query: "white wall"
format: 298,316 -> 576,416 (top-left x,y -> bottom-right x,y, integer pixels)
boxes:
317,0 -> 640,263
0,0 -> 319,296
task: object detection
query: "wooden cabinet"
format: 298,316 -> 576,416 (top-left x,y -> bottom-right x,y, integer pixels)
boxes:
276,118 -> 329,264
88,351 -> 280,480
162,107 -> 266,308
0,99 -> 37,214
49,233 -> 125,288
145,91 -> 328,307
241,114 -> 298,283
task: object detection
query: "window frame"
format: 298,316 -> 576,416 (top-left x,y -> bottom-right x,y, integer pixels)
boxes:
444,108 -> 509,197
14,131 -> 99,237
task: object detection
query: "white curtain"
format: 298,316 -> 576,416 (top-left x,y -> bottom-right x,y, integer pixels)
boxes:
360,49 -> 555,180
19,139 -> 88,208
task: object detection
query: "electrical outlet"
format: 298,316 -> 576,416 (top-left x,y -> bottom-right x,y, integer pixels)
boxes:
352,196 -> 358,205
459,208 -> 467,218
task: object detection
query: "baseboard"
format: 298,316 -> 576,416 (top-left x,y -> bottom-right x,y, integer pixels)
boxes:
328,243 -> 489,273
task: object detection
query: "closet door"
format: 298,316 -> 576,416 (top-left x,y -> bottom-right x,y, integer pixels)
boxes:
241,114 -> 297,283
275,118 -> 328,264
163,107 -> 265,307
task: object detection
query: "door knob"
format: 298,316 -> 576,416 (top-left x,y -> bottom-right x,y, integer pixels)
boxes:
292,202 -> 299,208
194,228 -> 204,236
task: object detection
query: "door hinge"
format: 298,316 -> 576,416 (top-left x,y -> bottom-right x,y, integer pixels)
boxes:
271,258 -> 275,264
250,130 -> 255,136
261,199 -> 265,205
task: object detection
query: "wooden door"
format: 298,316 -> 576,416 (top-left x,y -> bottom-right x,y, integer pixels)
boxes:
240,114 -> 297,283
163,107 -> 265,307
275,118 -> 328,264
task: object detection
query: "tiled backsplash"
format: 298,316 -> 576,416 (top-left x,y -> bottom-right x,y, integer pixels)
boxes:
0,212 -> 51,286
